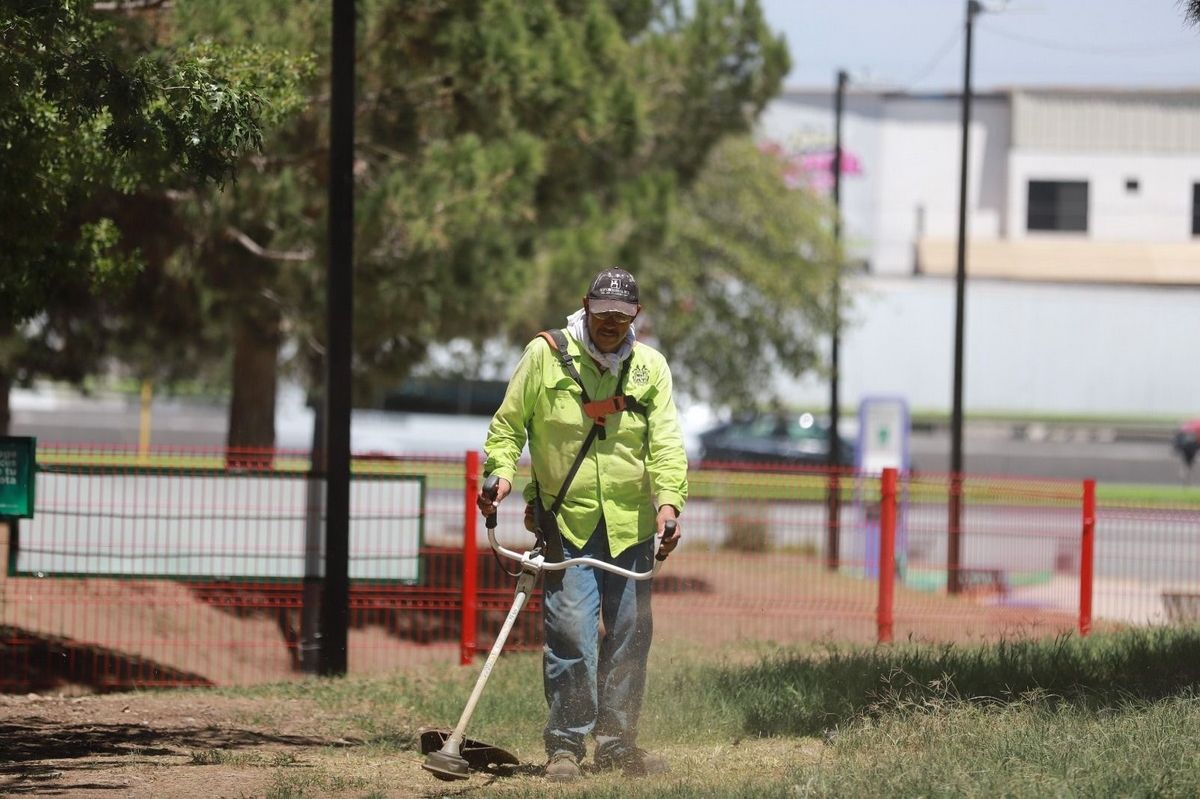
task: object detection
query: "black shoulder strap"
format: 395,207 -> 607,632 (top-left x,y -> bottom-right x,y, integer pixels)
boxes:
538,329 -> 590,403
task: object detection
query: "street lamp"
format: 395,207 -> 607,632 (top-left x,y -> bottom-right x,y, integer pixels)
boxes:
948,0 -> 983,595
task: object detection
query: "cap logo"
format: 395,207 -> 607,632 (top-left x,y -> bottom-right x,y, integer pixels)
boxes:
586,268 -> 639,310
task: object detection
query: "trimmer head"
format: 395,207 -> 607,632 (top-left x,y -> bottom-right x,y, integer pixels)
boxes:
418,728 -> 520,781
421,748 -> 470,781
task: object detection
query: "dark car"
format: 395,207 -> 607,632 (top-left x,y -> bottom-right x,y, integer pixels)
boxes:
698,412 -> 856,468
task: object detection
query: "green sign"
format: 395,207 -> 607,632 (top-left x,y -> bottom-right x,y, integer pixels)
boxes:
0,436 -> 35,518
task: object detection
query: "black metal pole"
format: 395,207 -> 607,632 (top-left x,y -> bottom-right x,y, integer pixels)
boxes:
825,69 -> 848,572
320,0 -> 354,676
300,393 -> 325,674
948,0 -> 979,596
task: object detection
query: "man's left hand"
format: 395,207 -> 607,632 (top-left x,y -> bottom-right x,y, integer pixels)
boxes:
656,505 -> 681,555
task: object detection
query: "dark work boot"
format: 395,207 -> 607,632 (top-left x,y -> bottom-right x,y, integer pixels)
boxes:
544,751 -> 582,782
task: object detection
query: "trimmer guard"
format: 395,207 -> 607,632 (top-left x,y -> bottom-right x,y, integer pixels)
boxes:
418,727 -> 520,773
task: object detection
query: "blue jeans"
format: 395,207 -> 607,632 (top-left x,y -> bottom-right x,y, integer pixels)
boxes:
542,518 -> 653,761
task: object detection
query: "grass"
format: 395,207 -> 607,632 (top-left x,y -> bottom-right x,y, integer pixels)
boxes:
705,626 -> 1200,738
790,695 -> 1200,798
186,626 -> 1200,797
1095,481 -> 1200,507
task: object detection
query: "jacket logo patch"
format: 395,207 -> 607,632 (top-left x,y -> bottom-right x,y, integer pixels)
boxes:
630,364 -> 650,387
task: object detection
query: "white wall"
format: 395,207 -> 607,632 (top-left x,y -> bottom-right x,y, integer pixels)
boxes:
761,89 -> 1200,416
1009,151 -> 1200,241
782,275 -> 1200,416
872,96 -> 1010,275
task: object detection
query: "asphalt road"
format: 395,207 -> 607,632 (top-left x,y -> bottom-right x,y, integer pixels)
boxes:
908,426 -> 1186,485
9,394 -> 1192,485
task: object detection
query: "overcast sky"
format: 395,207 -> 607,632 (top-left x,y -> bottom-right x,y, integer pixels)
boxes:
760,0 -> 1200,92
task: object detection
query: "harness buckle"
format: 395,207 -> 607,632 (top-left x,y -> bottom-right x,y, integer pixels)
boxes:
583,396 -> 627,421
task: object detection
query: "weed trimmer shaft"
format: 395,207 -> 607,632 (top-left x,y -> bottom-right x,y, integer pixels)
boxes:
422,475 -> 521,781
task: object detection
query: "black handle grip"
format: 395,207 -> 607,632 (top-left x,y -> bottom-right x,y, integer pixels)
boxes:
655,519 -> 678,562
481,474 -> 500,529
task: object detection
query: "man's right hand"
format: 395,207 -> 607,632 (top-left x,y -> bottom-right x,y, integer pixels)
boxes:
476,476 -> 512,519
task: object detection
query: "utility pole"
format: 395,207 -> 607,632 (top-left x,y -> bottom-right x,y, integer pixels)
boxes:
825,68 -> 849,572
320,0 -> 355,676
948,0 -> 982,596
300,394 -> 325,674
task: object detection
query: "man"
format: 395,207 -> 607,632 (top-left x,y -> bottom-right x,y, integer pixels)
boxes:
477,267 -> 688,782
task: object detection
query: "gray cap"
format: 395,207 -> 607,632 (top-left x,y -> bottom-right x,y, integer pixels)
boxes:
586,268 -> 640,316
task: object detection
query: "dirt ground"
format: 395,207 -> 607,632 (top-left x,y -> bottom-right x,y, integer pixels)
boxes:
0,689 -> 819,798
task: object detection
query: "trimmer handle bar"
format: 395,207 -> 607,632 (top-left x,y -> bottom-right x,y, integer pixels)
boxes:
487,519 -> 676,581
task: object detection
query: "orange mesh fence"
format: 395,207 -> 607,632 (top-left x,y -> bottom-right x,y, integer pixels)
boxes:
2,443 -> 458,690
1092,496 -> 1200,626
3,444 -> 1196,693
888,470 -> 1085,642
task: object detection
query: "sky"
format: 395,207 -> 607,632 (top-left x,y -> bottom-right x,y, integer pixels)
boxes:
759,0 -> 1200,92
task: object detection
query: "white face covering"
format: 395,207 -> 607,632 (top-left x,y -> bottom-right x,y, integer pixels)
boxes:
566,307 -> 635,373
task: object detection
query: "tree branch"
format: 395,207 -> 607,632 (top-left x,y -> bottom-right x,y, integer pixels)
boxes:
224,227 -> 313,262
92,0 -> 171,11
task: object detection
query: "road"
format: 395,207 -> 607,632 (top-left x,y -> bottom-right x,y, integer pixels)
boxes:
8,389 -> 1192,485
909,425 -> 1186,485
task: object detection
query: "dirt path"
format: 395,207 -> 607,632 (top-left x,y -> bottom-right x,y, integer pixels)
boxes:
0,690 -> 816,798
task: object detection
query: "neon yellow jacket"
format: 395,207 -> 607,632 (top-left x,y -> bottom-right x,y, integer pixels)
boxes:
483,329 -> 689,555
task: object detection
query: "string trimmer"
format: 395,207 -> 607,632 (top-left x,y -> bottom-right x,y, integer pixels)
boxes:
420,475 -> 675,781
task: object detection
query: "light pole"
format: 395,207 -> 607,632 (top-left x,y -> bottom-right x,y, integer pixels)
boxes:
825,68 -> 848,572
948,0 -> 983,595
320,0 -> 355,676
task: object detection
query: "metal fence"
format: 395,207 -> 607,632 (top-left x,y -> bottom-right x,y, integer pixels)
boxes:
2,443 -> 1197,692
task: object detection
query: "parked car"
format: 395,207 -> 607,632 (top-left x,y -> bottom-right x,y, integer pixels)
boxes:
697,411 -> 856,468
1173,419 -> 1200,470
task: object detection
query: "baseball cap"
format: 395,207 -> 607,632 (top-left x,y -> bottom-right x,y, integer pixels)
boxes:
586,268 -> 640,316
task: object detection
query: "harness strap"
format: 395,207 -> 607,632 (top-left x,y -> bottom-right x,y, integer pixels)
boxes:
538,330 -> 590,403
537,329 -> 647,430
548,424 -> 604,517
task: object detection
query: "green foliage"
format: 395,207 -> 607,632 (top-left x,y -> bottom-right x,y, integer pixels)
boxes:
170,0 -> 792,414
7,0 -> 810,442
0,0 -> 309,401
0,1 -> 308,316
644,136 -> 839,408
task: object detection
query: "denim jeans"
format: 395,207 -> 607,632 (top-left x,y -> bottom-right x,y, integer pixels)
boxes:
542,518 -> 653,761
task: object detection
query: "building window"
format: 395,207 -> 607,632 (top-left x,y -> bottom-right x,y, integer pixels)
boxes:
1193,183 -> 1200,237
1027,180 -> 1089,233
1125,178 -> 1139,194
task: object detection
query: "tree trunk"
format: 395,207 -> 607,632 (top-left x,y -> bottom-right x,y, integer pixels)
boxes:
226,305 -> 281,469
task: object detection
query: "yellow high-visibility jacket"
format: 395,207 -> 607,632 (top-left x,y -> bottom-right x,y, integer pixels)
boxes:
483,329 -> 688,556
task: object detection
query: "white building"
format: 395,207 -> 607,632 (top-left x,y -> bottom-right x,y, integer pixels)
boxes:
761,87 -> 1200,416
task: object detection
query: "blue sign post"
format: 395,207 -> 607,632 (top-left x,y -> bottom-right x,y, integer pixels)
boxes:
856,398 -> 909,579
